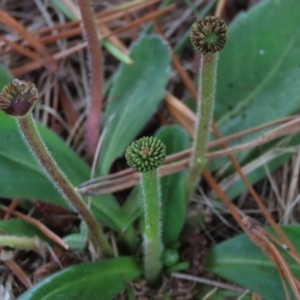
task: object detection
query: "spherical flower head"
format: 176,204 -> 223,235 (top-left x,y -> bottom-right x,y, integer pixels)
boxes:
0,79 -> 38,117
125,136 -> 166,173
190,16 -> 227,54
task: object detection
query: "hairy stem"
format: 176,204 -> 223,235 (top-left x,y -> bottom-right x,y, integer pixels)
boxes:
17,114 -> 113,257
185,53 -> 219,200
78,0 -> 103,164
141,170 -> 162,286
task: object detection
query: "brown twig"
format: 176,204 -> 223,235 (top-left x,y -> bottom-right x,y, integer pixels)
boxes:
85,114 -> 297,182
243,217 -> 300,299
0,204 -> 68,250
0,0 -> 162,48
77,116 -> 300,195
9,5 -> 173,76
3,259 -> 32,288
0,9 -> 59,74
4,198 -> 20,220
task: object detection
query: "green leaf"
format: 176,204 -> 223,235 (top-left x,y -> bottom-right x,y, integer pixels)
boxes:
206,225 -> 300,300
91,194 -> 129,232
97,34 -> 170,175
209,0 -> 300,198
122,186 -> 142,224
102,40 -> 133,65
155,125 -> 189,247
63,222 -> 88,251
0,112 -> 90,208
216,0 -> 300,141
91,194 -> 139,251
0,112 -> 130,232
0,219 -> 51,243
19,257 -> 141,300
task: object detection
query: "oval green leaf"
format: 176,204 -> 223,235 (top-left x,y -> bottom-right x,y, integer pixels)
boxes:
216,0 -> 300,139
0,112 -> 89,208
210,0 -> 300,198
206,226 -> 300,300
19,257 -> 141,300
97,34 -> 170,175
0,111 -> 130,232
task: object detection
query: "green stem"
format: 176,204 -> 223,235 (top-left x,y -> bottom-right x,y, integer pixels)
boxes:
0,236 -> 37,250
140,170 -> 162,286
77,0 -> 103,163
17,114 -> 113,257
185,53 -> 219,200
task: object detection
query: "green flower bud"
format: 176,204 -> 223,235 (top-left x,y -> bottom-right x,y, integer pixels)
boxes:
0,79 -> 38,117
125,136 -> 166,173
190,16 -> 227,54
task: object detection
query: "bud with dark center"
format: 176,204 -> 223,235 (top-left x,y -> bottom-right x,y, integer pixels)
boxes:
0,79 -> 38,117
190,16 -> 227,54
125,136 -> 166,173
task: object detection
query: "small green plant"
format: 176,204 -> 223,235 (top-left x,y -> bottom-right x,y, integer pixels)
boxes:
185,16 -> 227,200
125,136 -> 166,286
0,79 -> 112,257
1,0 -> 300,298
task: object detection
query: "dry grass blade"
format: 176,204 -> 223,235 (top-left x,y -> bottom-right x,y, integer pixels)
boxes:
0,199 -> 32,289
2,259 -> 32,288
3,198 -> 20,220
215,0 -> 226,17
209,117 -> 300,159
0,9 -> 59,74
154,19 -> 199,101
203,172 -> 300,300
0,205 -> 68,250
250,220 -> 300,267
95,0 -> 162,18
0,0 -> 161,49
165,93 -> 195,136
243,217 -> 300,299
171,273 -> 247,293
0,36 -> 42,63
165,92 -> 297,148
283,147 -> 300,223
77,116 -> 300,196
104,4 -> 175,39
9,4 -> 173,76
